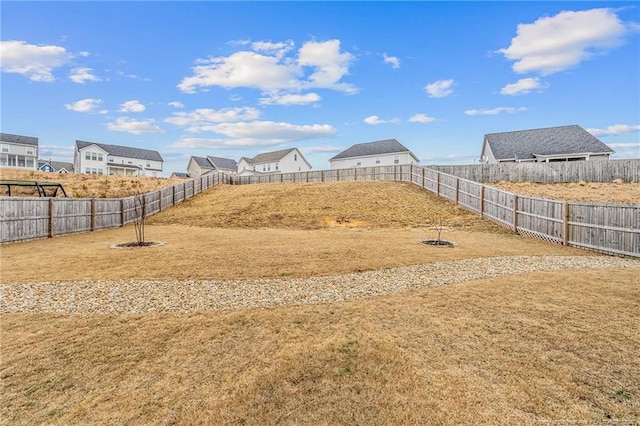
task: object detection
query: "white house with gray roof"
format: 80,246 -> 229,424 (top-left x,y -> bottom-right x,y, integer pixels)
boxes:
238,148 -> 311,176
1,133 -> 39,170
480,125 -> 614,164
74,140 -> 164,177
187,155 -> 238,178
329,139 -> 419,170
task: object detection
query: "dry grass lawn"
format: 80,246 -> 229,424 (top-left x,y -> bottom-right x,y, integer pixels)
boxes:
1,181 -> 639,425
0,167 -> 182,198
492,181 -> 640,203
2,269 -> 638,424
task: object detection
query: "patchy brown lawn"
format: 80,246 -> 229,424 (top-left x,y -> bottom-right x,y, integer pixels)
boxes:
1,181 -> 638,425
491,181 -> 640,203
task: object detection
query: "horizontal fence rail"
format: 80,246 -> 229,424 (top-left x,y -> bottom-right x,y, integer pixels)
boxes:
429,159 -> 640,183
1,164 -> 638,258
0,172 -> 221,243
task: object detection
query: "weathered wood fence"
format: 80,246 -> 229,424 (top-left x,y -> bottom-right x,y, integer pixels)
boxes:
1,164 -> 638,258
429,159 -> 640,183
0,172 -> 225,243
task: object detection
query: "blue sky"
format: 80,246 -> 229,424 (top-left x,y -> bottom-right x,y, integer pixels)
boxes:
1,1 -> 639,176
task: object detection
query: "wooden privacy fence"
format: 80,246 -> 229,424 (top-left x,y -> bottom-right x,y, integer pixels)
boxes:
429,159 -> 640,183
408,166 -> 639,258
0,172 -> 222,243
1,165 -> 638,258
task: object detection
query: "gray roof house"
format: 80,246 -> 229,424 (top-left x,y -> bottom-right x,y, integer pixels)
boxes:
238,148 -> 312,175
74,140 -> 164,176
187,155 -> 238,179
480,125 -> 614,164
38,160 -> 74,173
329,139 -> 419,170
1,132 -> 39,170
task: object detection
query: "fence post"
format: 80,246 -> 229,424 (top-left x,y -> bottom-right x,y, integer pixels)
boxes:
48,198 -> 54,238
337,169 -> 340,181
436,172 -> 440,197
513,195 -> 518,233
91,199 -> 96,231
321,170 -> 325,183
422,167 -> 425,188
410,164 -> 413,183
455,178 -> 460,205
479,185 -> 485,217
120,199 -> 125,226
563,201 -> 569,246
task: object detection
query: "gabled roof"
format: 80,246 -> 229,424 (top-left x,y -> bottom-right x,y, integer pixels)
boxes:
330,139 -> 418,161
38,160 -> 74,172
1,133 -> 39,146
483,125 -> 614,161
207,156 -> 237,171
245,148 -> 297,164
76,140 -> 163,162
191,156 -> 213,168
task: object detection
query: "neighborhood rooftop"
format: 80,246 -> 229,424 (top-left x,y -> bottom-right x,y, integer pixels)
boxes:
76,140 -> 163,162
242,148 -> 298,164
484,125 -> 614,161
1,133 -> 38,146
330,139 -> 418,161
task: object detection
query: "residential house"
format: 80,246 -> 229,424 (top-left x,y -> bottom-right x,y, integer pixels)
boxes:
170,172 -> 190,179
0,133 -> 39,170
38,160 -> 74,173
187,155 -> 238,179
480,125 -> 614,164
74,140 -> 164,177
237,148 -> 311,176
329,138 -> 419,170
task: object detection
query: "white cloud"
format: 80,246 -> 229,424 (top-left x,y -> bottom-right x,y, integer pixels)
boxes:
425,79 -> 454,98
409,113 -> 436,123
171,121 -> 336,149
364,115 -> 385,125
178,39 -> 356,95
586,124 -> 640,137
500,77 -> 547,95
0,40 -> 71,82
260,92 -> 321,106
118,100 -> 146,113
165,107 -> 261,131
168,101 -> 184,108
105,117 -> 164,134
606,142 -> 640,149
69,67 -> 101,84
465,107 -> 527,116
64,98 -> 103,113
499,8 -> 631,75
383,53 -> 400,69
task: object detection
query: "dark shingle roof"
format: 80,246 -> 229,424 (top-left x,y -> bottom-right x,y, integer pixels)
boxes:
191,156 -> 213,168
206,156 -> 238,171
330,139 -> 418,161
76,140 -> 163,162
1,133 -> 39,146
484,125 -> 614,161
39,160 -> 74,172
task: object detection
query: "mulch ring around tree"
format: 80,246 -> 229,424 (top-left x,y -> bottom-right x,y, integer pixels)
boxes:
110,241 -> 165,249
420,239 -> 457,248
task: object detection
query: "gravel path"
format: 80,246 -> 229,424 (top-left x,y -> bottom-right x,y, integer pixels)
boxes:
1,256 -> 638,315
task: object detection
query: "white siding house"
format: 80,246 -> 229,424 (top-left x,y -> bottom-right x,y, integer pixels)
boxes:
187,155 -> 238,179
237,148 -> 311,176
480,125 -> 615,164
329,139 -> 419,170
74,140 -> 164,176
0,133 -> 39,170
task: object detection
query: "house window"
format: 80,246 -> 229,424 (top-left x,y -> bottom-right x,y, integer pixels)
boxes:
275,163 -> 279,171
1,144 -> 8,153
394,156 -> 400,164
97,153 -> 103,161
85,152 -> 91,160
375,158 -> 380,164
26,158 -> 34,167
91,152 -> 97,161
294,154 -> 297,161
26,148 -> 34,155
356,161 -> 361,166
98,169 -> 103,175
146,163 -> 150,168
268,164 -> 271,171
86,167 -> 91,174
